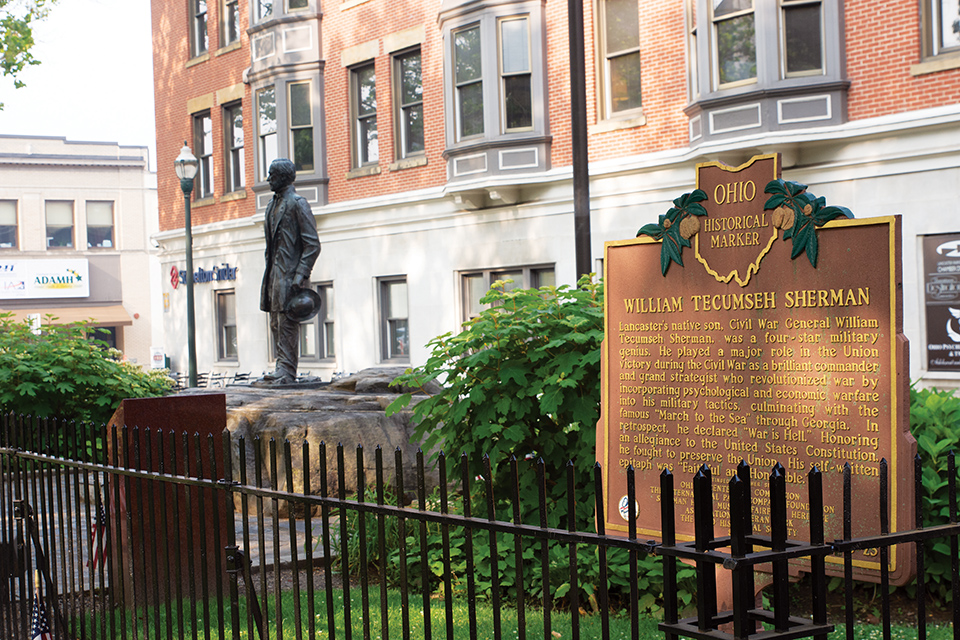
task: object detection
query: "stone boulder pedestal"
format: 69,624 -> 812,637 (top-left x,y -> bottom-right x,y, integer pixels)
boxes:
184,368 -> 437,515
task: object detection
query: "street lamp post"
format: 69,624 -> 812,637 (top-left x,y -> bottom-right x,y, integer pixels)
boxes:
174,142 -> 199,388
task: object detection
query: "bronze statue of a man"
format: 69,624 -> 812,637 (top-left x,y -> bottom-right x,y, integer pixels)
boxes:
258,158 -> 321,385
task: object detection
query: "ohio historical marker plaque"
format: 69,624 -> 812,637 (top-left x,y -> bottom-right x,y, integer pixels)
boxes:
597,154 -> 915,583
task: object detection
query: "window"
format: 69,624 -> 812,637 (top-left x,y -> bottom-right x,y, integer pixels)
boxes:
45,201 -> 74,248
257,86 -> 278,180
289,81 -> 315,172
461,265 -> 554,321
224,102 -> 245,192
0,200 -> 16,248
440,2 -> 550,182
922,0 -> 960,59
394,49 -> 424,158
190,0 -> 208,57
289,0 -> 308,9
257,0 -> 272,21
217,290 -> 238,360
380,278 -> 409,362
454,25 -> 484,139
352,63 -> 378,166
780,0 -> 823,77
194,112 -> 213,198
499,17 -> 533,131
86,201 -> 114,248
222,0 -> 240,47
598,0 -> 641,117
89,327 -> 118,351
299,283 -> 334,360
686,0 -> 840,144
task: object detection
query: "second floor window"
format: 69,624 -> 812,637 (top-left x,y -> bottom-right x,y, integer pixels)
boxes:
713,0 -> 756,87
45,201 -> 74,248
224,102 -> 245,192
257,0 -> 272,21
193,112 -> 213,198
394,49 -> 424,158
0,200 -> 16,249
352,63 -> 378,166
222,0 -> 240,46
86,201 -> 114,248
258,86 -> 278,180
500,16 -> 533,131
454,24 -> 484,139
599,0 -> 641,117
289,81 -> 315,172
191,0 -> 208,57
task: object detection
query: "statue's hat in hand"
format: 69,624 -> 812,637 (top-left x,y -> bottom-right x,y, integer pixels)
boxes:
284,288 -> 322,321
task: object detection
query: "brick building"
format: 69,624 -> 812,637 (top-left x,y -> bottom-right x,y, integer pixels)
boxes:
151,0 -> 960,387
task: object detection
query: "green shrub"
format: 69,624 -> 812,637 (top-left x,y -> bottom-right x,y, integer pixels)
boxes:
909,384 -> 960,605
0,312 -> 173,425
382,276 -> 696,614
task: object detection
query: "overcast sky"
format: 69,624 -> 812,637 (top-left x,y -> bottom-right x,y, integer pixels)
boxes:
0,0 -> 156,168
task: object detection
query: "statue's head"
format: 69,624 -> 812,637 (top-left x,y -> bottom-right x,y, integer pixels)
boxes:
268,158 -> 296,192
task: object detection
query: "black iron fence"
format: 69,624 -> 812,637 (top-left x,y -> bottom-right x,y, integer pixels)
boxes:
0,412 -> 958,640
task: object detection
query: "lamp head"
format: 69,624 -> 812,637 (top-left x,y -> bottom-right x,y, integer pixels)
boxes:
174,142 -> 199,181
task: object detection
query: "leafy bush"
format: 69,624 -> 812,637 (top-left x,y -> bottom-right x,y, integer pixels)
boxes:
909,384 -> 960,604
0,312 -> 173,425
381,277 -> 696,614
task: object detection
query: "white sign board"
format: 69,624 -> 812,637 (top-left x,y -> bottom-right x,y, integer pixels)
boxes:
0,259 -> 90,299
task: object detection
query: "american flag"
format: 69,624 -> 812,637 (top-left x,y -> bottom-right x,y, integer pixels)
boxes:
31,590 -> 52,640
88,502 -> 108,571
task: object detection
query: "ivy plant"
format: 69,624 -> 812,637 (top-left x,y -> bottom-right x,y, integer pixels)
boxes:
637,189 -> 709,276
763,179 -> 854,267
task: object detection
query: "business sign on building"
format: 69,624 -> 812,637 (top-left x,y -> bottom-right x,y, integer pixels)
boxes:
922,233 -> 960,372
0,258 -> 90,299
598,154 -> 914,584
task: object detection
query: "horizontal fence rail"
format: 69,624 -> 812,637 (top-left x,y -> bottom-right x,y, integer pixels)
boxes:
0,413 -> 958,640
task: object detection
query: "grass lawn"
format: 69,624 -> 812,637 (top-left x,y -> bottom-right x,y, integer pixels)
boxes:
67,584 -> 955,640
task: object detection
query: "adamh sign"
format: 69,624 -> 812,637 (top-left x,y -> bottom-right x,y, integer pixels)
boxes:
597,154 -> 914,584
0,258 -> 90,299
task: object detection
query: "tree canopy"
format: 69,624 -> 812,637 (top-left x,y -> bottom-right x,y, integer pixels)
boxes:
1,0 -> 57,109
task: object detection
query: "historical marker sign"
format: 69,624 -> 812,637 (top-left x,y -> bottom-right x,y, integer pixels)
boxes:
597,154 -> 914,583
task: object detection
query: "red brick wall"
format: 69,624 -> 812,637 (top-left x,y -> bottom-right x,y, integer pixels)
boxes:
153,0 -> 254,233
321,1 -> 447,205
154,0 -> 960,227
845,0 -> 960,120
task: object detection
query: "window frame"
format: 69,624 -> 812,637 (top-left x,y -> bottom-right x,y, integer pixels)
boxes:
0,200 -> 17,249
778,0 -> 825,79
257,86 -> 278,181
453,23 -> 484,141
460,264 -> 555,322
190,0 -> 208,57
193,111 -> 214,199
256,0 -> 272,22
393,47 -> 425,160
85,201 -> 115,249
221,0 -> 240,47
216,289 -> 239,361
297,282 -> 335,362
288,80 -> 315,173
351,62 -> 379,168
498,15 -> 534,132
224,102 -> 245,193
922,0 -> 960,60
596,0 -> 642,120
45,200 -> 74,249
379,277 -> 410,363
